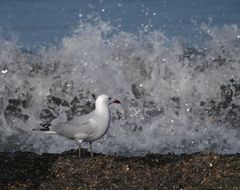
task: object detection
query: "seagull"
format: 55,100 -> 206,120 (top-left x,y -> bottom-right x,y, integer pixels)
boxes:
33,94 -> 121,157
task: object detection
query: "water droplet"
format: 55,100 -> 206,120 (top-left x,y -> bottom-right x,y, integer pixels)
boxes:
1,69 -> 8,74
117,3 -> 122,7
101,8 -> 105,12
78,14 -> 82,18
153,12 -> 156,16
237,35 -> 240,39
129,107 -> 141,117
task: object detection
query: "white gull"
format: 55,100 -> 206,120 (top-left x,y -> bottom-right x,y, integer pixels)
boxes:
33,94 -> 121,157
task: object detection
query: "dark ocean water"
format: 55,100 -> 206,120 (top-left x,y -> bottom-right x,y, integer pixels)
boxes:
0,0 -> 240,155
1,0 -> 239,47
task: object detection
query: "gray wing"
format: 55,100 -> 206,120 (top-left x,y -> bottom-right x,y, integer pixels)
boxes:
50,112 -> 96,140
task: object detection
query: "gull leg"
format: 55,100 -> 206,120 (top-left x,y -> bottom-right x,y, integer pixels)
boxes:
90,141 -> 93,157
77,140 -> 83,158
78,143 -> 81,158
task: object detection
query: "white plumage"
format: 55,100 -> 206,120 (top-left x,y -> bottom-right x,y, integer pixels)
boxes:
34,94 -> 120,157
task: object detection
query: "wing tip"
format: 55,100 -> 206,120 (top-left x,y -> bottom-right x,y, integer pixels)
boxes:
32,123 -> 52,132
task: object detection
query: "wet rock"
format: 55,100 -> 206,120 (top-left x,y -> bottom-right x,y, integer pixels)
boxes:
199,80 -> 240,129
220,85 -> 233,108
80,101 -> 94,115
145,108 -> 163,117
131,83 -> 145,99
39,109 -> 56,123
4,103 -> 29,123
70,96 -> 80,105
8,99 -> 22,106
171,97 -> 180,104
0,151 -> 240,189
47,96 -> 69,107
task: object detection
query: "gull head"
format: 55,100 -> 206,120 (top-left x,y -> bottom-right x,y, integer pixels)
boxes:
96,94 -> 121,107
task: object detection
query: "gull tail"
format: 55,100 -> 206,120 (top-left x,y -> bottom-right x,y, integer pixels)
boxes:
32,123 -> 56,134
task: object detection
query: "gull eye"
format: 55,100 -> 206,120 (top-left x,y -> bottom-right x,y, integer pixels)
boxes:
108,97 -> 112,100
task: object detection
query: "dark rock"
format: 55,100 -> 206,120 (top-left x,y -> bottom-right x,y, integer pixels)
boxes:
8,99 -> 22,106
171,97 -> 180,105
39,109 -> 56,123
0,151 -> 240,189
70,96 -> 80,105
131,83 -> 144,99
47,96 -> 69,107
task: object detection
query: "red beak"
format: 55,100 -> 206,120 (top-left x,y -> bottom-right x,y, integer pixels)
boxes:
112,99 -> 121,104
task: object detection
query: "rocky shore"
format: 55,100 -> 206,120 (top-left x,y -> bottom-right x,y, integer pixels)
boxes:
1,150 -> 240,189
